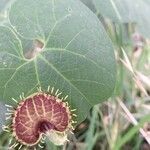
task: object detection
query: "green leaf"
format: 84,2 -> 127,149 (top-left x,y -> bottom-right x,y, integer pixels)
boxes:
136,1 -> 150,38
0,0 -> 11,12
0,0 -> 116,123
0,0 -> 13,24
89,0 -> 150,38
0,102 -> 6,132
45,138 -> 61,150
92,0 -> 138,23
80,0 -> 96,13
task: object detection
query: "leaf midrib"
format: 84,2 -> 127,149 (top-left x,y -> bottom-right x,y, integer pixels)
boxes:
2,45 -> 112,101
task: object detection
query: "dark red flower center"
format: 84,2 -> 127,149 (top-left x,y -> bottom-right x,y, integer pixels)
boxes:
12,92 -> 71,146
37,120 -> 56,133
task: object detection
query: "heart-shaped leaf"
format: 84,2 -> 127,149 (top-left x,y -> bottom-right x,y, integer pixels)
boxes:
0,0 -> 116,123
0,0 -> 10,22
0,0 -> 11,11
92,0 -> 139,23
86,0 -> 150,38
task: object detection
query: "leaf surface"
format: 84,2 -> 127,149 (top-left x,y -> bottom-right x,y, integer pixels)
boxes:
0,102 -> 6,132
90,0 -> 150,38
0,0 -> 116,123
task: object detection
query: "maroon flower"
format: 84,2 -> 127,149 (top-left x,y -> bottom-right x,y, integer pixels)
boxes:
3,87 -> 76,149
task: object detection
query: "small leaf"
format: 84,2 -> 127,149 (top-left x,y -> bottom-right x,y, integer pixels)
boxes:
0,0 -> 116,123
80,0 -> 96,13
81,0 -> 150,38
92,0 -> 138,23
0,0 -> 11,22
0,0 -> 11,12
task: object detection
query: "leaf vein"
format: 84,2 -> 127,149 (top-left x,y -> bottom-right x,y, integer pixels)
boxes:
2,61 -> 30,99
39,54 -> 92,106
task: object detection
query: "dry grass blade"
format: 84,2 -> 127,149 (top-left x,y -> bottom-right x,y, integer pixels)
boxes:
136,71 -> 150,88
121,48 -> 134,74
120,48 -> 148,96
117,98 -> 150,145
